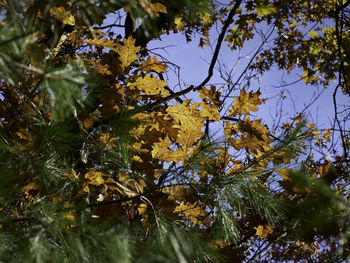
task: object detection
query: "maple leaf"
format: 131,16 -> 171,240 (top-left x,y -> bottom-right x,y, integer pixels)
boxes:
140,56 -> 167,73
127,74 -> 169,97
229,89 -> 265,116
49,7 -> 75,25
116,36 -> 141,72
254,225 -> 274,239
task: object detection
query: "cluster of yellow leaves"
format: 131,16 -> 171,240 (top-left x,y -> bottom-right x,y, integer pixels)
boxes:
254,224 -> 274,239
150,99 -> 220,163
84,170 -> 144,199
86,36 -> 141,73
307,122 -> 333,147
229,89 -> 265,116
173,201 -> 206,225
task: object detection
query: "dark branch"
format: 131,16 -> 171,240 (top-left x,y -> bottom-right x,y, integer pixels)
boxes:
147,0 -> 243,110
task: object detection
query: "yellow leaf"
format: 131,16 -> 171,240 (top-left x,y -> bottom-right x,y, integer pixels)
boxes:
127,74 -> 169,97
233,118 -> 271,142
100,132 -> 117,148
312,129 -> 320,137
64,169 -> 79,181
140,56 -> 167,73
163,185 -> 187,201
322,129 -> 332,142
278,168 -> 292,181
86,37 -> 118,53
228,118 -> 272,153
21,182 -> 38,195
138,203 -> 147,215
174,15 -> 185,30
78,113 -> 99,130
229,89 -> 264,116
89,59 -> 112,75
271,150 -> 294,165
116,36 -> 141,72
132,155 -> 143,163
255,3 -> 277,17
197,85 -> 222,107
254,225 -> 274,239
307,122 -> 315,129
166,100 -> 205,147
294,113 -> 303,123
151,136 -> 186,163
85,170 -> 105,186
200,12 -> 213,27
140,0 -> 167,18
199,101 -> 221,121
16,129 -> 28,140
49,7 -> 75,25
154,169 -> 163,180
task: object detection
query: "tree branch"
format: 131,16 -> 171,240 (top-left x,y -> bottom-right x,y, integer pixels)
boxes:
146,0 -> 243,110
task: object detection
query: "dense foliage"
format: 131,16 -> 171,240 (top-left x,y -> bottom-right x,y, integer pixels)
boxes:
0,0 -> 349,262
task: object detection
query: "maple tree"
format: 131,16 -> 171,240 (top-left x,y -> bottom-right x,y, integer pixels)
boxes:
0,0 -> 349,262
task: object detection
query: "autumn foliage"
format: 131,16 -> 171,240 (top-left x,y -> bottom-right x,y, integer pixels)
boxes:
0,0 -> 349,262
